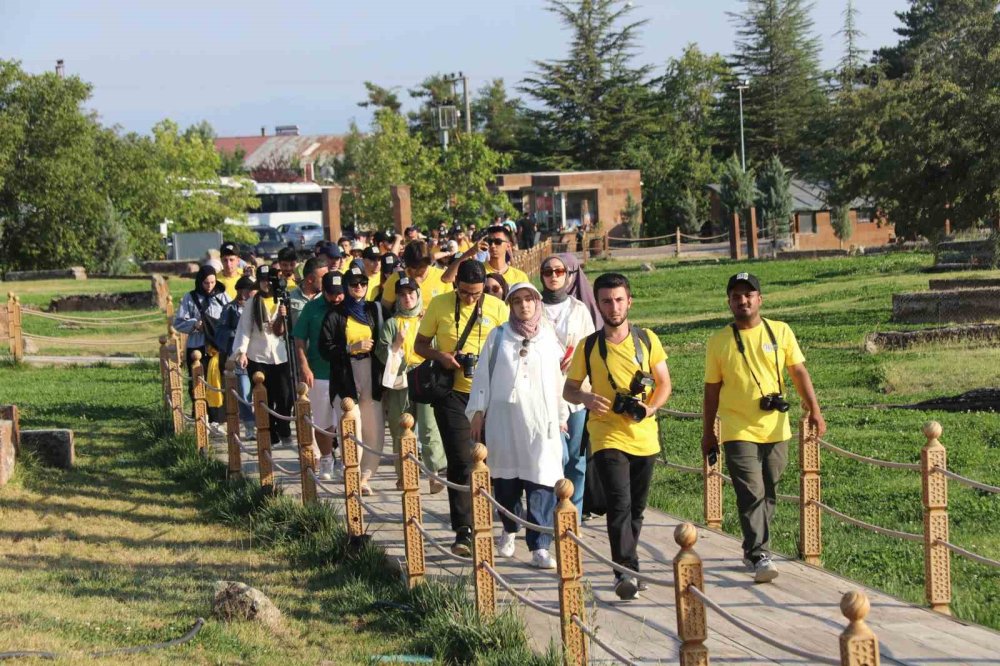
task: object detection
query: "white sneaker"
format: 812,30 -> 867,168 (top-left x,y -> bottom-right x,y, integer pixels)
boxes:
753,554 -> 779,583
531,548 -> 556,569
318,455 -> 335,481
497,532 -> 516,558
333,459 -> 344,478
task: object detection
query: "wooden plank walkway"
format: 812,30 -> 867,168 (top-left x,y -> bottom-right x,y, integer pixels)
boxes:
220,429 -> 1000,665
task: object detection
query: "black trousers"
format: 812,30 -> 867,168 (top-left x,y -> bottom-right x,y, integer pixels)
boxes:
592,448 -> 655,573
433,390 -> 473,532
246,360 -> 293,443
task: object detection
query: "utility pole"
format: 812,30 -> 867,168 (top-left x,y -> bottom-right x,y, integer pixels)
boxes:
736,80 -> 750,172
443,72 -> 472,134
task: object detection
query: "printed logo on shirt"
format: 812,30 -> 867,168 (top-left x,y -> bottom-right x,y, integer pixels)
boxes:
762,342 -> 776,353
482,317 -> 493,326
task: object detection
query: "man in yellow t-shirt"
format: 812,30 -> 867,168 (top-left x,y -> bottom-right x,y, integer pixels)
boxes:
702,272 -> 825,584
415,260 -> 508,557
360,246 -> 382,301
217,242 -> 243,299
564,272 -> 672,601
381,240 -> 453,310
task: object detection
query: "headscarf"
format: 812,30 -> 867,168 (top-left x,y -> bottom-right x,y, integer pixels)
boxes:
540,256 -> 569,304
486,272 -> 509,300
343,292 -> 369,324
506,282 -> 543,340
554,253 -> 603,328
395,284 -> 423,318
193,265 -> 218,296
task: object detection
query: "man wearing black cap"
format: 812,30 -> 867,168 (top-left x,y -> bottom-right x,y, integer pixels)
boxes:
218,242 -> 243,299
322,243 -> 345,274
360,246 -> 382,301
415,259 -> 509,555
703,272 -> 826,583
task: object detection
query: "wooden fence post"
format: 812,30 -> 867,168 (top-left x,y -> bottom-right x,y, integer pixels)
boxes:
6,294 -> 23,362
799,412 -> 822,565
921,421 -> 950,615
399,413 -> 425,587
469,443 -> 496,618
191,350 -> 208,451
223,360 -> 242,478
839,591 -> 880,666
252,372 -> 274,490
673,523 -> 709,665
295,383 -> 317,504
340,397 -> 365,543
158,336 -> 171,412
166,341 -> 184,434
704,416 -> 723,529
675,227 -> 682,257
554,479 -> 587,665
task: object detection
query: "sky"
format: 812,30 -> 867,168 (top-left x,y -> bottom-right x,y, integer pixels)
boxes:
2,0 -> 909,138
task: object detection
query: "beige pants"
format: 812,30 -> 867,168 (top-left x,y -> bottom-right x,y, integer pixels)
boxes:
351,356 -> 385,481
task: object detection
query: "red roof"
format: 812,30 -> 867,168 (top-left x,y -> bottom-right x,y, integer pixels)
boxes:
214,136 -> 270,156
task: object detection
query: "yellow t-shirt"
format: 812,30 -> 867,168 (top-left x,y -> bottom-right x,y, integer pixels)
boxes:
484,262 -> 529,287
217,272 -> 242,300
382,265 -> 453,309
365,272 -> 382,302
567,328 -> 667,456
704,319 -> 805,444
346,316 -> 373,355
395,314 -> 424,366
417,292 -> 509,394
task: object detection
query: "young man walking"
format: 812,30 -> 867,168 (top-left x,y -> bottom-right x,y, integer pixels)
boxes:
702,272 -> 825,583
564,273 -> 672,600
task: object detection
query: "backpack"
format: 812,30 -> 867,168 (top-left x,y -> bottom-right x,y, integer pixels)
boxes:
582,325 -> 652,385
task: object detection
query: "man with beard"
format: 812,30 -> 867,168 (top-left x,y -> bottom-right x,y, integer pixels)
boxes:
702,273 -> 825,583
563,273 -> 672,601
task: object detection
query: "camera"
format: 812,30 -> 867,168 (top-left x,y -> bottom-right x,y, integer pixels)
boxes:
455,352 -> 479,378
759,393 -> 790,413
612,392 -> 648,422
628,370 -> 654,396
268,273 -> 288,300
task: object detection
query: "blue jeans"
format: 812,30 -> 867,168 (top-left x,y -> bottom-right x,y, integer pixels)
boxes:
236,370 -> 254,423
562,409 -> 587,516
492,477 -> 556,551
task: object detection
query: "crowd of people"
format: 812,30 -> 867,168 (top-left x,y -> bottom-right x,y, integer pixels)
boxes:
173,225 -> 825,601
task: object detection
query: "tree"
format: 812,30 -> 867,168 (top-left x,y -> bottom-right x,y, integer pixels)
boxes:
678,189 -> 703,235
183,120 -> 216,143
471,78 -> 532,168
719,154 -> 758,225
219,147 -> 246,176
756,155 -> 793,239
831,204 -> 853,245
520,0 -> 655,170
94,198 -> 133,274
358,81 -> 402,113
407,74 -> 463,148
835,0 -> 867,90
435,133 -> 515,226
727,0 -> 826,168
249,153 -> 301,182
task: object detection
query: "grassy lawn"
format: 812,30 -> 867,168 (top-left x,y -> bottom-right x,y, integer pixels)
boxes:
580,251 -> 1000,629
0,362 -> 414,664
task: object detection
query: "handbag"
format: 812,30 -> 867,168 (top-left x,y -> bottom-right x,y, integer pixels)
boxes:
407,296 -> 482,404
205,348 -> 224,409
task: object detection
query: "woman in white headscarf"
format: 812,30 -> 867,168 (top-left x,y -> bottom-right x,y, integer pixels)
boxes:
466,282 -> 567,569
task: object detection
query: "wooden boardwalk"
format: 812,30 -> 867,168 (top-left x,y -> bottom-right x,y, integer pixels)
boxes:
226,431 -> 1000,665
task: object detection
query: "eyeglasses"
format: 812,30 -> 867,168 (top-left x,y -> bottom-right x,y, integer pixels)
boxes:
457,288 -> 483,299
541,267 -> 567,278
486,238 -> 506,246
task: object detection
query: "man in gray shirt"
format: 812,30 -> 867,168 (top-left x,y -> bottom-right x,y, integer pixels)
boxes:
288,257 -> 328,329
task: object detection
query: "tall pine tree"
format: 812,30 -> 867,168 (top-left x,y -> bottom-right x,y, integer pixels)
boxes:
835,0 -> 867,90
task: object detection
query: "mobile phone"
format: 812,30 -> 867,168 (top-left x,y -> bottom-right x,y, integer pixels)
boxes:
707,447 -> 719,466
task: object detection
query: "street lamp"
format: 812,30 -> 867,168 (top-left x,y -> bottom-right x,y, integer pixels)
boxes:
735,79 -> 750,172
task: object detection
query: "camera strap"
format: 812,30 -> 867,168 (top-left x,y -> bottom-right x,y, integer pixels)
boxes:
453,293 -> 483,354
595,325 -> 650,394
730,318 -> 783,398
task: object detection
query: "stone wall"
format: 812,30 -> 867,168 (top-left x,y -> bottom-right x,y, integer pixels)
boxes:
865,323 -> 1000,351
892,288 -> 1000,323
928,278 -> 1000,291
4,267 -> 87,281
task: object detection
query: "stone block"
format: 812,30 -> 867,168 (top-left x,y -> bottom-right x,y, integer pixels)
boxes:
0,421 -> 14,487
212,581 -> 283,632
0,405 -> 19,454
3,267 -> 87,281
20,429 -> 74,469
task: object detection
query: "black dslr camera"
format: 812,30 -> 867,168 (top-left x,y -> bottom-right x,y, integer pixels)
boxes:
455,352 -> 479,378
760,393 -> 790,413
268,272 -> 288,300
612,370 -> 655,423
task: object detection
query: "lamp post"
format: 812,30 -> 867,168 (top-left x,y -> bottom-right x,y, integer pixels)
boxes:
736,79 -> 749,172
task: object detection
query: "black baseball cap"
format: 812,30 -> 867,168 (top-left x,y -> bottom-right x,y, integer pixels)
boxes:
322,272 -> 344,295
322,244 -> 344,259
220,242 -> 238,257
380,253 -> 398,274
362,246 -> 380,261
345,266 -> 368,286
235,276 -> 256,291
396,276 -> 418,292
727,272 -> 761,294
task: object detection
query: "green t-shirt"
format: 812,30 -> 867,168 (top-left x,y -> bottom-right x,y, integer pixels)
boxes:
292,296 -> 332,381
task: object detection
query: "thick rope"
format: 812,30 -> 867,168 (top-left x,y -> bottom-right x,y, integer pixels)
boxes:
933,466 -> 1000,494
260,403 -> 296,422
687,586 -> 840,665
22,309 -> 164,324
657,458 -> 703,474
679,231 -> 730,241
478,488 -> 555,535
405,453 -> 470,492
565,532 -> 675,588
306,466 -> 342,495
304,415 -> 336,437
344,433 -> 396,462
195,376 -> 225,394
228,388 -> 254,408
481,562 -> 560,617
812,500 -> 922,542
936,540 -> 1000,569
23,333 -> 160,346
357,496 -> 385,522
410,518 -> 473,563
818,439 -> 920,471
570,615 -> 639,666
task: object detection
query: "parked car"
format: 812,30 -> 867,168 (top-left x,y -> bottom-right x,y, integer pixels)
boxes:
277,222 -> 325,250
249,226 -> 286,259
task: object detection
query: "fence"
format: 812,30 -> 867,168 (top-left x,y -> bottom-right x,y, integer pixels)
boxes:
157,339 -> 886,666
510,239 -> 553,278
603,229 -> 731,259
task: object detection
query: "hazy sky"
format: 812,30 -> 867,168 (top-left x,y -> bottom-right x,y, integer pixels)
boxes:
2,0 -> 908,137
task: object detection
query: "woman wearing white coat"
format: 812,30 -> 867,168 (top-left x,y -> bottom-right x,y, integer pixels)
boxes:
467,282 -> 568,569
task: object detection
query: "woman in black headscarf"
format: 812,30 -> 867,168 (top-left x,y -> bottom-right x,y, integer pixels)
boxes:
172,265 -> 230,418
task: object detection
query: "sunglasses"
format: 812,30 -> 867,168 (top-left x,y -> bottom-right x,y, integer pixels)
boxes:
519,337 -> 531,358
349,280 -> 369,288
541,267 -> 567,278
486,238 -> 506,246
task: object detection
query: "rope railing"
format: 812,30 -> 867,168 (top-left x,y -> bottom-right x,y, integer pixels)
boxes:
195,376 -> 225,394
687,585 -> 841,666
481,562 -> 560,617
228,388 -> 254,409
260,403 -> 296,422
933,466 -> 1000,494
570,615 -> 639,666
303,415 -> 335,437
565,531 -> 675,589
23,332 -> 161,346
405,453 -> 470,492
345,432 -> 397,462
819,439 -> 920,471
936,540 -> 1000,569
478,487 -> 554,535
812,500 -> 923,542
21,309 -> 165,324
657,407 -> 702,419
306,466 -> 341,496
410,518 -> 473,563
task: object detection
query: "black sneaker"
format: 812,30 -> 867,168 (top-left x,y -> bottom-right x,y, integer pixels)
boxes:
614,574 -> 639,600
451,527 -> 472,557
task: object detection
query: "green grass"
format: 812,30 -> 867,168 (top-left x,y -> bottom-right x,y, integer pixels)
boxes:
580,251 -> 1000,628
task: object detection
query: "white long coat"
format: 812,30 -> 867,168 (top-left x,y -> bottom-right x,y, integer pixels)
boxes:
466,322 -> 568,487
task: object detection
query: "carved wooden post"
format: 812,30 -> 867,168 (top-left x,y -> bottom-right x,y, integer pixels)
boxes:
921,421 -> 950,615
799,412 -> 822,565
704,416 -> 723,529
158,336 -> 171,412
399,413 -> 425,587
166,341 -> 184,434
340,397 -> 365,541
165,294 -> 175,319
252,372 -> 274,490
554,479 -> 587,665
190,350 -> 208,451
839,591 -> 880,666
295,383 -> 317,504
673,523 -> 709,665
6,294 -> 23,362
223,360 -> 242,478
469,443 -> 496,618
675,227 -> 682,257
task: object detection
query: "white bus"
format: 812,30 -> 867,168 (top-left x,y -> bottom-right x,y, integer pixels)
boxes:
247,181 -> 324,229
